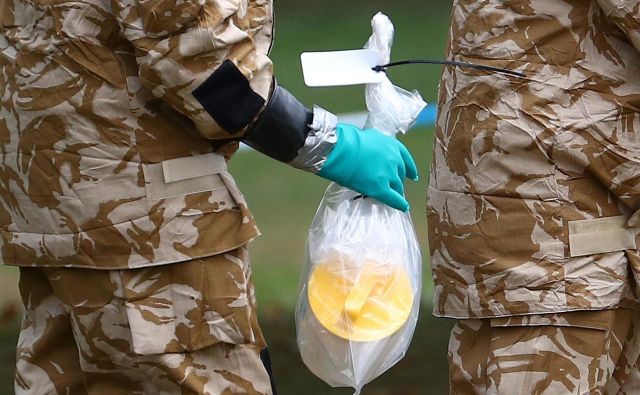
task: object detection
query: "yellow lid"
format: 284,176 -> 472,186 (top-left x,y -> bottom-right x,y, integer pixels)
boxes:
307,260 -> 414,342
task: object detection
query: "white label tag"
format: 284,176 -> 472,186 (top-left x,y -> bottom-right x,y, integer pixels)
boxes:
300,49 -> 386,87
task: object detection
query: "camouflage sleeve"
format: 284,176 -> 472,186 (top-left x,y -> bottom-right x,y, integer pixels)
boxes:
111,0 -> 274,140
596,0 -> 640,53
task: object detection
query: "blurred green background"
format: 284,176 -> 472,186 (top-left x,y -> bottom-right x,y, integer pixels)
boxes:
0,0 -> 454,394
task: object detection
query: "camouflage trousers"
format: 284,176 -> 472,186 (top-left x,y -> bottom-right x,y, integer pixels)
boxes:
448,309 -> 640,394
13,247 -> 276,395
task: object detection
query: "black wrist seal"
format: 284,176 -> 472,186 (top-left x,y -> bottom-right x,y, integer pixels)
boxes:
243,84 -> 313,162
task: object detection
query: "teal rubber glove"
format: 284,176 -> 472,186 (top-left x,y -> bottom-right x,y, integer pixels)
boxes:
318,123 -> 418,211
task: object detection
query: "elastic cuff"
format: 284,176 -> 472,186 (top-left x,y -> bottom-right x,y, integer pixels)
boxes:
242,84 -> 313,163
288,107 -> 338,173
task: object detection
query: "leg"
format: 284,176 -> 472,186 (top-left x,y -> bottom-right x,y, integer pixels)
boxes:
448,319 -> 490,395
14,267 -> 84,395
604,309 -> 640,394
485,322 -> 610,394
45,246 -> 275,394
448,310 -> 634,395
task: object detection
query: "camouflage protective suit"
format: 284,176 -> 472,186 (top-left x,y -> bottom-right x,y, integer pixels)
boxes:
0,0 -> 281,392
428,0 -> 640,393
0,0 -> 271,268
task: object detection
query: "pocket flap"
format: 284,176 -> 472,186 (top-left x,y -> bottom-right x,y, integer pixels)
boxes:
490,310 -> 613,331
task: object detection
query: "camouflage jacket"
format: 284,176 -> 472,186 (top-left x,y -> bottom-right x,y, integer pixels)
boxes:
0,0 -> 273,268
428,0 -> 640,318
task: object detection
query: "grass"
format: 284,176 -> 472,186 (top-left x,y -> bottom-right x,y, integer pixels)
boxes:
0,1 -> 454,393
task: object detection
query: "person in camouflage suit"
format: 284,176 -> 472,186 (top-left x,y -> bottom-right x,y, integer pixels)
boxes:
428,0 -> 640,393
0,0 -> 418,393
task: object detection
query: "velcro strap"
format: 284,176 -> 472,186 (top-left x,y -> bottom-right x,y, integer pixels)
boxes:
144,153 -> 229,201
161,153 -> 227,183
568,215 -> 637,257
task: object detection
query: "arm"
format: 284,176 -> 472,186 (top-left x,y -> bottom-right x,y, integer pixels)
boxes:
111,0 -> 273,140
111,0 -> 417,211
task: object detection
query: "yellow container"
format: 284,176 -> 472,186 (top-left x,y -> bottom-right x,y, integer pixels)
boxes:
307,260 -> 414,342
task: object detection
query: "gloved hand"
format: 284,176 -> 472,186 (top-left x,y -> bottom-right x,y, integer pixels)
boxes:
317,123 -> 418,211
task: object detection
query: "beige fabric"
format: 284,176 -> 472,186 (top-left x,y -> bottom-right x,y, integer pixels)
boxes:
428,0 -> 640,318
569,216 -> 638,257
14,246 -> 275,395
448,309 -> 640,394
161,153 -> 228,183
0,0 -> 271,269
143,156 -> 230,201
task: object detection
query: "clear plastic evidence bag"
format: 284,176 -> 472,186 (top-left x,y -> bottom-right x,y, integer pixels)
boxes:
295,13 -> 426,395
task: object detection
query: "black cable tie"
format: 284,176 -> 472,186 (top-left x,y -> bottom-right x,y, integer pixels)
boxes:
373,59 -> 526,78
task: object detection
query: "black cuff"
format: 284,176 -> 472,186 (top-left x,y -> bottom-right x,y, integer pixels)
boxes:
242,84 -> 313,163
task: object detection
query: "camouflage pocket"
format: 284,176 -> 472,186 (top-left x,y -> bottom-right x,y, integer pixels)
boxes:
121,248 -> 261,355
450,311 -> 623,394
484,311 -> 618,393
